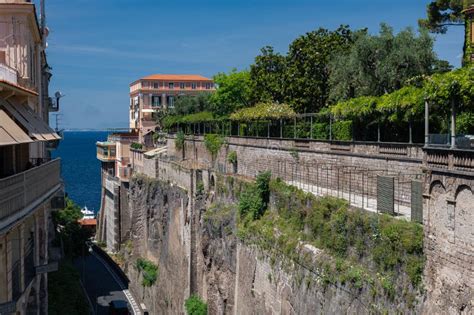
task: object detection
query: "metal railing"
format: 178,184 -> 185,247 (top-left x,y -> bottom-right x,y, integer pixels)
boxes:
0,159 -> 61,221
0,63 -> 18,85
427,134 -> 474,150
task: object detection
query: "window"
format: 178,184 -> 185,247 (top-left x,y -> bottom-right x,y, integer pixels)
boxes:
205,83 -> 212,89
151,95 -> 161,107
167,96 -> 174,108
153,82 -> 159,89
191,82 -> 197,90
169,82 -> 174,89
180,82 -> 185,89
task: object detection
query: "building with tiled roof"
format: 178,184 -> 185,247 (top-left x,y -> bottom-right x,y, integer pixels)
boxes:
129,73 -> 215,144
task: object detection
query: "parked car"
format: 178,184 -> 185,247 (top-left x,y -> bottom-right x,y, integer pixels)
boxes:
108,300 -> 130,315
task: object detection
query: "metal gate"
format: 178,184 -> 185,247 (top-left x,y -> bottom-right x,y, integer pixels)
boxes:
377,176 -> 394,214
411,180 -> 423,223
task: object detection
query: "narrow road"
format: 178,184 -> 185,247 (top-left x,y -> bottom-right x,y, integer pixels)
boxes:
74,251 -> 141,315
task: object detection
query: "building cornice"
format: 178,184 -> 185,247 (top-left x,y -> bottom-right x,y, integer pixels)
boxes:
0,3 -> 42,43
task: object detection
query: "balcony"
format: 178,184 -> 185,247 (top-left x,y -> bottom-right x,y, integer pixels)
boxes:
0,159 -> 61,223
141,119 -> 157,128
97,142 -> 117,162
0,63 -> 18,86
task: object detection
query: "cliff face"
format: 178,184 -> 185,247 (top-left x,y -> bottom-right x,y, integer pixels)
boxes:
121,174 -> 424,314
124,175 -> 191,314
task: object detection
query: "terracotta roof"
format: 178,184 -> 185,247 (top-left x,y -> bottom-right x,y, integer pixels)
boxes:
79,218 -> 97,226
140,74 -> 212,81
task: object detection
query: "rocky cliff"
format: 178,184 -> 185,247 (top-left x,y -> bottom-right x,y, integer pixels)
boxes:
120,173 -> 425,314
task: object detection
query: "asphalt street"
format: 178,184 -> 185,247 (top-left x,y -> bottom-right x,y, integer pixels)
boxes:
74,253 -> 129,315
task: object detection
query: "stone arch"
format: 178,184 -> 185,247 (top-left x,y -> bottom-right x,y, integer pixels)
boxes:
455,184 -> 472,200
428,180 -> 449,238
429,180 -> 446,196
455,185 -> 474,247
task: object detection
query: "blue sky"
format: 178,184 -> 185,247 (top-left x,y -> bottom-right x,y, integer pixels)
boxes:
43,0 -> 464,129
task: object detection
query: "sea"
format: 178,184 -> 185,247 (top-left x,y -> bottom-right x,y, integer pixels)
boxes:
52,131 -> 109,213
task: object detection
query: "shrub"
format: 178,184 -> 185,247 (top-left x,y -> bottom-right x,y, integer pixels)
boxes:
204,134 -> 224,158
312,122 -> 329,140
131,142 -> 143,150
238,187 -> 263,219
227,151 -> 237,164
185,295 -> 207,315
135,258 -> 158,287
238,171 -> 271,220
332,120 -> 352,141
175,130 -> 185,151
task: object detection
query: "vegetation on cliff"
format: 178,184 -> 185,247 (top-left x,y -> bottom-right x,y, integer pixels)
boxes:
236,177 -> 425,308
185,295 -> 208,315
135,258 -> 159,287
203,133 -> 224,158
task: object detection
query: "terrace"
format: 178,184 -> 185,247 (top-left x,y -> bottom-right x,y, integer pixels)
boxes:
0,158 -> 62,228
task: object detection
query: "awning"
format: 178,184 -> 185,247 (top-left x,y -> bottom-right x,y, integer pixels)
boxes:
0,100 -> 60,141
0,109 -> 34,146
144,146 -> 167,158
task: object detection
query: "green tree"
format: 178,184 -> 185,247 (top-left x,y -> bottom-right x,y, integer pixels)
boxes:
419,0 -> 474,66
52,198 -> 92,258
418,0 -> 465,33
328,24 -> 442,103
284,25 -> 353,113
250,46 -> 287,103
173,93 -> 212,115
210,69 -> 252,116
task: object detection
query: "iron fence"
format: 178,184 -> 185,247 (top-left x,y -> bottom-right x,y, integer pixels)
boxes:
242,158 -> 423,221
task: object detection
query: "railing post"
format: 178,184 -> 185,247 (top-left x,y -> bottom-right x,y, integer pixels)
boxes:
408,120 -> 413,144
450,98 -> 456,149
424,100 -> 429,147
280,119 -> 283,138
293,117 -> 296,139
377,121 -> 381,142
329,115 -> 332,141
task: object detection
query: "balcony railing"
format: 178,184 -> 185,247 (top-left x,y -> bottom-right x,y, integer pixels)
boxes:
141,120 -> 157,128
0,159 -> 61,222
0,63 -> 18,85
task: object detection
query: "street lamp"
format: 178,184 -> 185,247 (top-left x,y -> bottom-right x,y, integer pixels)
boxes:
54,91 -> 65,111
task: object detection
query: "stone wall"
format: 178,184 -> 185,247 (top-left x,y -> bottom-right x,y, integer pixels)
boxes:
122,171 -> 424,314
119,136 -> 474,314
423,168 -> 474,314
168,135 -> 424,216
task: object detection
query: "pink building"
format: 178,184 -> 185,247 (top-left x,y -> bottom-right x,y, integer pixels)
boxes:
129,74 -> 215,144
0,1 -> 63,313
